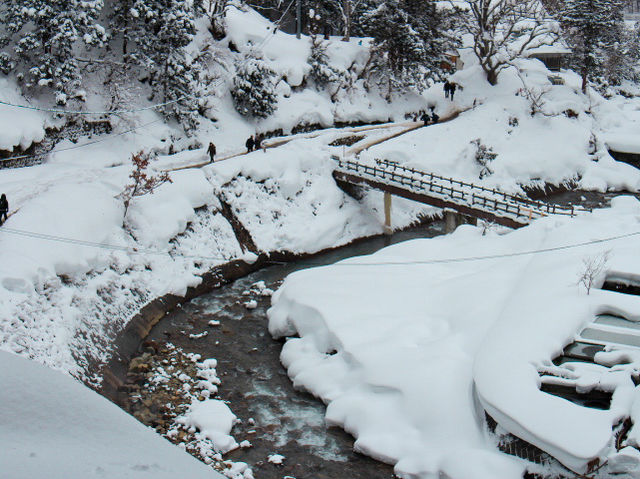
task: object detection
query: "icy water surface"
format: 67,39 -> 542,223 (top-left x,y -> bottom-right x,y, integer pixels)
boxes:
146,223 -> 444,479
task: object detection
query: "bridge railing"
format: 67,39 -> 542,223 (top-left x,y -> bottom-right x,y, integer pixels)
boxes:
372,158 -> 587,216
333,158 -> 586,222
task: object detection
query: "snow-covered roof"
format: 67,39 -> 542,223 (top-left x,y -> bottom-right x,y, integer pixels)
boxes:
526,44 -> 572,57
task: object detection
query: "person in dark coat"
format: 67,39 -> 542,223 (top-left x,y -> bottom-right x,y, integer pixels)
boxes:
430,107 -> 440,124
0,194 -> 8,225
245,136 -> 255,153
444,80 -> 451,99
450,82 -> 457,100
420,111 -> 430,126
207,142 -> 216,162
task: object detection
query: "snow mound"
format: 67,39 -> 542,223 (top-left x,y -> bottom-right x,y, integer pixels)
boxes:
268,197 -> 640,478
178,399 -> 239,454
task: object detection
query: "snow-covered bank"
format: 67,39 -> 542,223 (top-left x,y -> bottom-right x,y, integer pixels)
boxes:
267,196 -> 640,478
0,350 -> 222,479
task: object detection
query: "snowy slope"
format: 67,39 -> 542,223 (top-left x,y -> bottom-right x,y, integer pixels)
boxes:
268,197 -> 640,478
0,350 -> 222,479
0,0 -> 638,433
359,56 -> 640,194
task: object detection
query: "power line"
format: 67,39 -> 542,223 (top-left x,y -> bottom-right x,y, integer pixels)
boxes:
0,226 -> 233,262
0,224 -> 636,267
0,119 -> 163,164
318,231 -> 640,267
0,93 -> 196,116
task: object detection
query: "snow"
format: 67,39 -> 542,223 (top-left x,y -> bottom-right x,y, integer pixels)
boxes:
359,61 -> 640,194
268,197 -> 640,478
0,5 -> 640,477
0,78 -> 46,152
0,350 -> 222,478
267,453 -> 285,464
178,399 -> 239,455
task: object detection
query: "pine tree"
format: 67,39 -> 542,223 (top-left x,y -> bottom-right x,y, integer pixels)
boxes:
126,0 -> 203,130
0,0 -> 106,103
109,0 -> 136,56
561,0 -> 625,92
231,50 -> 278,118
308,37 -> 345,89
360,0 -> 454,97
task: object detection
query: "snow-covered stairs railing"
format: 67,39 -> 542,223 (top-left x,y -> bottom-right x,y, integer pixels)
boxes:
333,157 -> 588,229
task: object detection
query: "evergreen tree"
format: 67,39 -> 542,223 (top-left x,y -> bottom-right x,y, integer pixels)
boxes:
126,0 -> 203,130
561,0 -> 625,92
360,0 -> 454,97
231,50 -> 278,118
0,0 -> 106,103
109,0 -> 136,56
308,37 -> 345,88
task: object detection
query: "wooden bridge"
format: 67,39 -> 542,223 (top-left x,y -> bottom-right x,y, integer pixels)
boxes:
332,157 -> 586,231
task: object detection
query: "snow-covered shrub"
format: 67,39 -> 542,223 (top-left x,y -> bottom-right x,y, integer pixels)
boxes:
470,139 -> 497,179
231,50 -> 278,119
308,38 -> 344,89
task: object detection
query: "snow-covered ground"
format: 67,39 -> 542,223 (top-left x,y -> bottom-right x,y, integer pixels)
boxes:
1,6 -> 640,477
268,196 -> 640,478
0,350 -> 223,478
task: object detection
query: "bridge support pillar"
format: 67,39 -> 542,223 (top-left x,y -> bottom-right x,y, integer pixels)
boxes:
445,211 -> 477,233
384,192 -> 392,235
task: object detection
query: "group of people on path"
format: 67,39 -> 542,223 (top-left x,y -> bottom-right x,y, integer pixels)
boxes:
420,107 -> 440,126
443,80 -> 457,100
205,132 -> 269,164
245,134 -> 266,153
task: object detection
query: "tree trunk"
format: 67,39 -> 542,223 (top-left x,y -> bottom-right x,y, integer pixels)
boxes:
486,68 -> 498,86
581,69 -> 588,93
342,0 -> 351,41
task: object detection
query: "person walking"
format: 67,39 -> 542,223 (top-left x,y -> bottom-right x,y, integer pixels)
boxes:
245,136 -> 255,153
450,82 -> 457,101
207,142 -> 216,163
0,194 -> 8,225
444,80 -> 451,99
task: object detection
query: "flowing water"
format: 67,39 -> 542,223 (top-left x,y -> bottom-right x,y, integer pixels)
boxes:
143,222 -> 445,479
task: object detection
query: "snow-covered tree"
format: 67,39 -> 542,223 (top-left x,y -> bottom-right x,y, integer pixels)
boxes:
361,0 -> 454,97
0,0 -> 106,102
454,0 -> 559,85
308,37 -> 345,90
124,0 -> 203,130
231,50 -> 278,118
560,0 -> 625,92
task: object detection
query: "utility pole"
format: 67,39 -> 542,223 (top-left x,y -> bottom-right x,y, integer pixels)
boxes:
296,0 -> 302,39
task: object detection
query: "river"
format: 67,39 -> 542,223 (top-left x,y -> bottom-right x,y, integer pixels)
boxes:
122,222 -> 445,479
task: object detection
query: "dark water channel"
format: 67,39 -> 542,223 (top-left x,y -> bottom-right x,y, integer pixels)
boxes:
145,222 -> 445,479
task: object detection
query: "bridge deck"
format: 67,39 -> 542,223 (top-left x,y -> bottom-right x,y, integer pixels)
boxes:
333,158 -> 585,229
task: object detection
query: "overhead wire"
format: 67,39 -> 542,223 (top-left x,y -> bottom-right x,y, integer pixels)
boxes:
0,226 -> 232,263
0,93 -> 197,116
0,119 -> 163,163
0,225 -> 637,267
